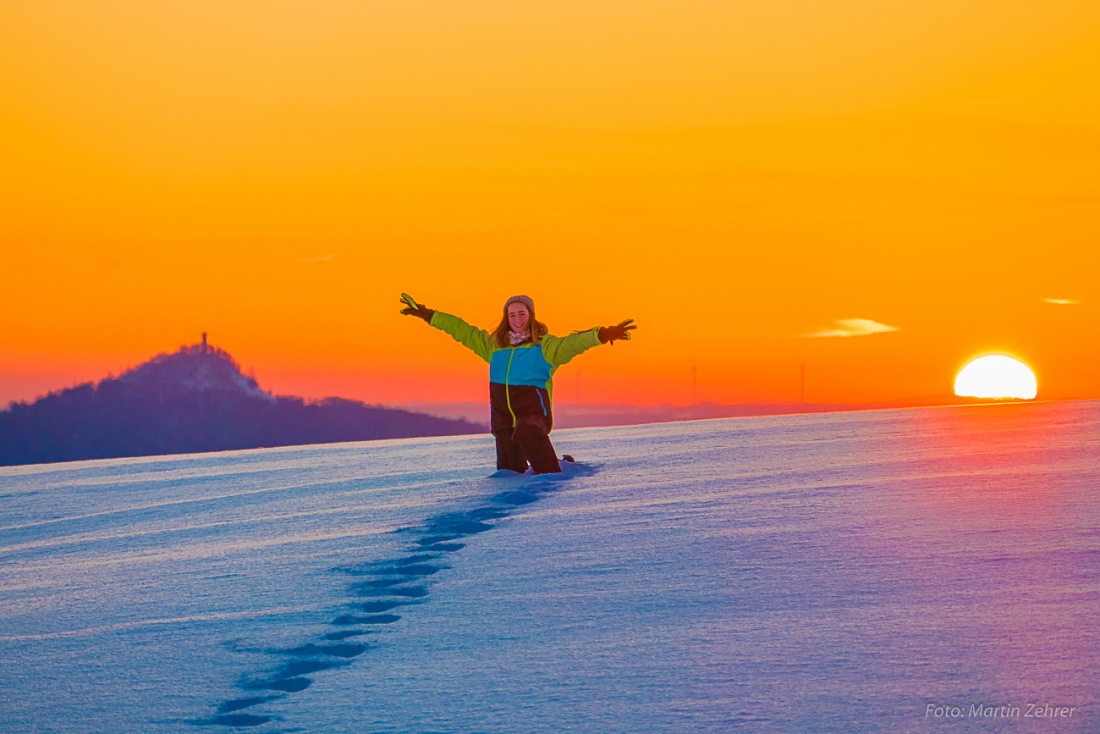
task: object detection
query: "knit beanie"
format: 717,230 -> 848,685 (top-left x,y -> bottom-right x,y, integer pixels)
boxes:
503,295 -> 535,316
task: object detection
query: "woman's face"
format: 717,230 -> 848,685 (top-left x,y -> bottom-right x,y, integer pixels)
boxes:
508,303 -> 530,333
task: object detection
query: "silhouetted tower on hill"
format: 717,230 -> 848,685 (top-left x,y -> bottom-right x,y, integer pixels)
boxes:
201,332 -> 208,354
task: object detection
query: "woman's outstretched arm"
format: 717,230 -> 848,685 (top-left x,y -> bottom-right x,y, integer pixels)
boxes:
399,294 -> 494,363
542,319 -> 637,366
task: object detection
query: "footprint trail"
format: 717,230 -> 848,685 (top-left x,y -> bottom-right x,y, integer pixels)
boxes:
192,462 -> 595,729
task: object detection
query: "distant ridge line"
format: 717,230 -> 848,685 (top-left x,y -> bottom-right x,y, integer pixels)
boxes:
403,395 -> 1014,429
0,341 -> 484,467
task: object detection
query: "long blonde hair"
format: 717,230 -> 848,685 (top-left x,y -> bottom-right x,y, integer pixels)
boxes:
490,313 -> 549,348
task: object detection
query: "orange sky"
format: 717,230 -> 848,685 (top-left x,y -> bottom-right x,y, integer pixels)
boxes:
2,1 -> 1098,408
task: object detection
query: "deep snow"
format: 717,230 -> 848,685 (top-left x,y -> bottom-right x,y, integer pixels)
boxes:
1,401 -> 1098,732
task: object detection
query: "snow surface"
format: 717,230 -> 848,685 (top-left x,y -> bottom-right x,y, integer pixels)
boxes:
1,401 -> 1098,732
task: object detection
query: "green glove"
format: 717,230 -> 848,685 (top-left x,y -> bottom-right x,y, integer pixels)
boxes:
598,319 -> 636,345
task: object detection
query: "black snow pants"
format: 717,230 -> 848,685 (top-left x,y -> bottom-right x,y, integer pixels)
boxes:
490,384 -> 562,475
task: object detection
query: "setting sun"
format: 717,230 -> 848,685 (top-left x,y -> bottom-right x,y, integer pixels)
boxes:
954,356 -> 1038,400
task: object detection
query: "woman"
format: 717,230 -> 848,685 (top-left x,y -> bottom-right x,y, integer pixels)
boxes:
401,293 -> 635,474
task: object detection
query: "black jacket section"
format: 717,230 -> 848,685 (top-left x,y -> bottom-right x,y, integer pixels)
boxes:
489,383 -> 552,432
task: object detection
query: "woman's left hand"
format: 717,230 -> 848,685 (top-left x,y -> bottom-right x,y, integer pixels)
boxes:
599,319 -> 636,345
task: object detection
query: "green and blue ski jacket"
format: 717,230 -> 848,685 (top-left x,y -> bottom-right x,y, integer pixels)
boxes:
429,311 -> 602,432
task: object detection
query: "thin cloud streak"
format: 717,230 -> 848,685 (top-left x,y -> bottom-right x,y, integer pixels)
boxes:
804,319 -> 900,339
300,254 -> 338,264
1043,298 -> 1080,305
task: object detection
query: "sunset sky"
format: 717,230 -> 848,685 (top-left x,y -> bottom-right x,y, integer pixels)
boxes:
2,1 -> 1098,409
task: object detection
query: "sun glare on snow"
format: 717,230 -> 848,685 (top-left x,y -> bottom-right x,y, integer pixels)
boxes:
954,356 -> 1038,400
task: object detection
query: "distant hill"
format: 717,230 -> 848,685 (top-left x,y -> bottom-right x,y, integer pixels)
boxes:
0,342 -> 484,467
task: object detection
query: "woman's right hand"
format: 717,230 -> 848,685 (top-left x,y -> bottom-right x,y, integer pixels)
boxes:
399,294 -> 435,322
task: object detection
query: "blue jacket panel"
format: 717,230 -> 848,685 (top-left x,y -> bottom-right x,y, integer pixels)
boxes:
489,345 -> 552,388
